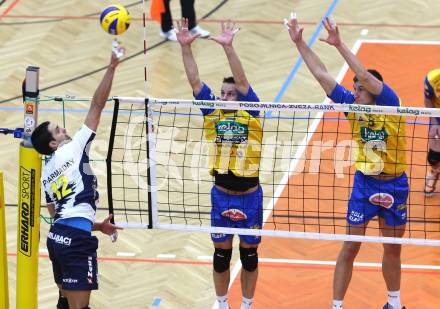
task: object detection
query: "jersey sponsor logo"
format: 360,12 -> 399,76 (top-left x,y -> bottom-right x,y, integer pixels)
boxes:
211,233 -> 225,239
360,127 -> 388,143
369,192 -> 394,208
348,210 -> 364,223
63,278 -> 78,284
47,231 -> 72,246
42,158 -> 74,186
215,121 -> 248,144
397,203 -> 407,211
221,208 -> 247,221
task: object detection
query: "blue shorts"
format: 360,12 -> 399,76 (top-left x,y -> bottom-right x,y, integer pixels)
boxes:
347,171 -> 408,226
47,223 -> 99,291
210,185 -> 263,245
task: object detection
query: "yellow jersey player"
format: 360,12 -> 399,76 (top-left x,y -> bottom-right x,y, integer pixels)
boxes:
176,18 -> 262,309
423,68 -> 440,196
285,13 -> 407,309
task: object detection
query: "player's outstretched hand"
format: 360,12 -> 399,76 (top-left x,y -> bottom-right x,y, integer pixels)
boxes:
319,17 -> 342,47
111,41 -> 125,68
99,214 -> 123,236
176,18 -> 200,46
285,12 -> 304,44
209,20 -> 239,46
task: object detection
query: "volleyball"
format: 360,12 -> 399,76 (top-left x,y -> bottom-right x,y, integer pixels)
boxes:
100,4 -> 131,35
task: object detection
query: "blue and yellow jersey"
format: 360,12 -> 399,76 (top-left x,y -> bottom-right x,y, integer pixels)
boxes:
329,83 -> 406,175
195,84 -> 262,178
424,68 -> 440,107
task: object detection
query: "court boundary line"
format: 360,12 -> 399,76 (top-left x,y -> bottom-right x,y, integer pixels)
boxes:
359,39 -> 440,45
8,251 -> 440,271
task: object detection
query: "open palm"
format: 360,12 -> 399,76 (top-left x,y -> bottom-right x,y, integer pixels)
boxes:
286,15 -> 304,43
319,17 -> 342,46
176,18 -> 200,46
209,20 -> 236,46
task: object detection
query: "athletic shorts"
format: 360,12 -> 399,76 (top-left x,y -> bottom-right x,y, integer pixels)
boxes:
347,171 -> 408,226
210,185 -> 263,245
47,223 -> 99,290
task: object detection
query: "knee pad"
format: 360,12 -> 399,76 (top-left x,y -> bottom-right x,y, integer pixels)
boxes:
80,307 -> 90,309
239,247 -> 258,272
56,296 -> 69,309
213,248 -> 232,273
428,149 -> 440,167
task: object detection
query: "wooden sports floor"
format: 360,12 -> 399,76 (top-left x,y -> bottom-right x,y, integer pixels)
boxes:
1,0 -> 440,308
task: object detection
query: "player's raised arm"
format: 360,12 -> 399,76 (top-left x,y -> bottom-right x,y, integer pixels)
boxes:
320,17 -> 382,95
286,13 -> 336,96
84,46 -> 123,132
210,20 -> 250,95
176,18 -> 203,95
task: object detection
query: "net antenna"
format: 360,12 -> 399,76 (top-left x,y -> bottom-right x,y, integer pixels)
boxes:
108,96 -> 440,246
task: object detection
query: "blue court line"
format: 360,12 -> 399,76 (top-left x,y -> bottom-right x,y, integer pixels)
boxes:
267,0 -> 340,117
0,106 -> 112,113
151,297 -> 161,307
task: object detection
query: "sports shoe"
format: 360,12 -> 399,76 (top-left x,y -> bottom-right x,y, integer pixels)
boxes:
189,25 -> 210,38
159,29 -> 177,41
382,304 -> 406,309
424,168 -> 439,197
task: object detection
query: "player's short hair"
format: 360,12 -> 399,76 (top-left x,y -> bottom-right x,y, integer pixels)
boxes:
31,121 -> 55,155
353,69 -> 383,83
223,76 -> 235,84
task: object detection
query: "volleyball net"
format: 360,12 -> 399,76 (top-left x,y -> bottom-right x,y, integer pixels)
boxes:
107,96 -> 440,246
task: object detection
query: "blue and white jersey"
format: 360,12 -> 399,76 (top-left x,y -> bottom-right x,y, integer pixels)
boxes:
41,124 -> 98,223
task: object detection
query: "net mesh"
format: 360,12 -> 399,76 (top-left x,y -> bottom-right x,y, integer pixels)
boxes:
109,97 -> 440,245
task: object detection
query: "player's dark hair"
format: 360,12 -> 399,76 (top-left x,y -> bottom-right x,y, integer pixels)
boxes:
353,69 -> 383,83
223,76 -> 235,84
31,121 -> 55,155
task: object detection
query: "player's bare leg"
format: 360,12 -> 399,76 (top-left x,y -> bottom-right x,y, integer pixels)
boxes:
333,223 -> 367,301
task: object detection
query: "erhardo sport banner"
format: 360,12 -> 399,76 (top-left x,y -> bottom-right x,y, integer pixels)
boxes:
17,145 -> 41,309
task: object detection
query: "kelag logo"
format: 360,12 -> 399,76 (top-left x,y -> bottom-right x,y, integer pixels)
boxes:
19,166 -> 35,256
397,107 -> 420,115
348,105 -> 371,113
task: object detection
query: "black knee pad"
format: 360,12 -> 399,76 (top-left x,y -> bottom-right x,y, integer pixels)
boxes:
213,248 -> 232,273
428,149 -> 440,166
239,247 -> 258,272
56,296 -> 69,309
80,307 -> 90,309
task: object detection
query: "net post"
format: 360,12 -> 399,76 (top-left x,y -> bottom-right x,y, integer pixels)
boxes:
145,98 -> 158,228
106,98 -> 120,223
0,171 -> 9,309
17,66 -> 41,309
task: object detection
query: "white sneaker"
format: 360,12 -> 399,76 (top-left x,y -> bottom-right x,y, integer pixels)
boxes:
190,25 -> 210,38
160,29 -> 177,41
